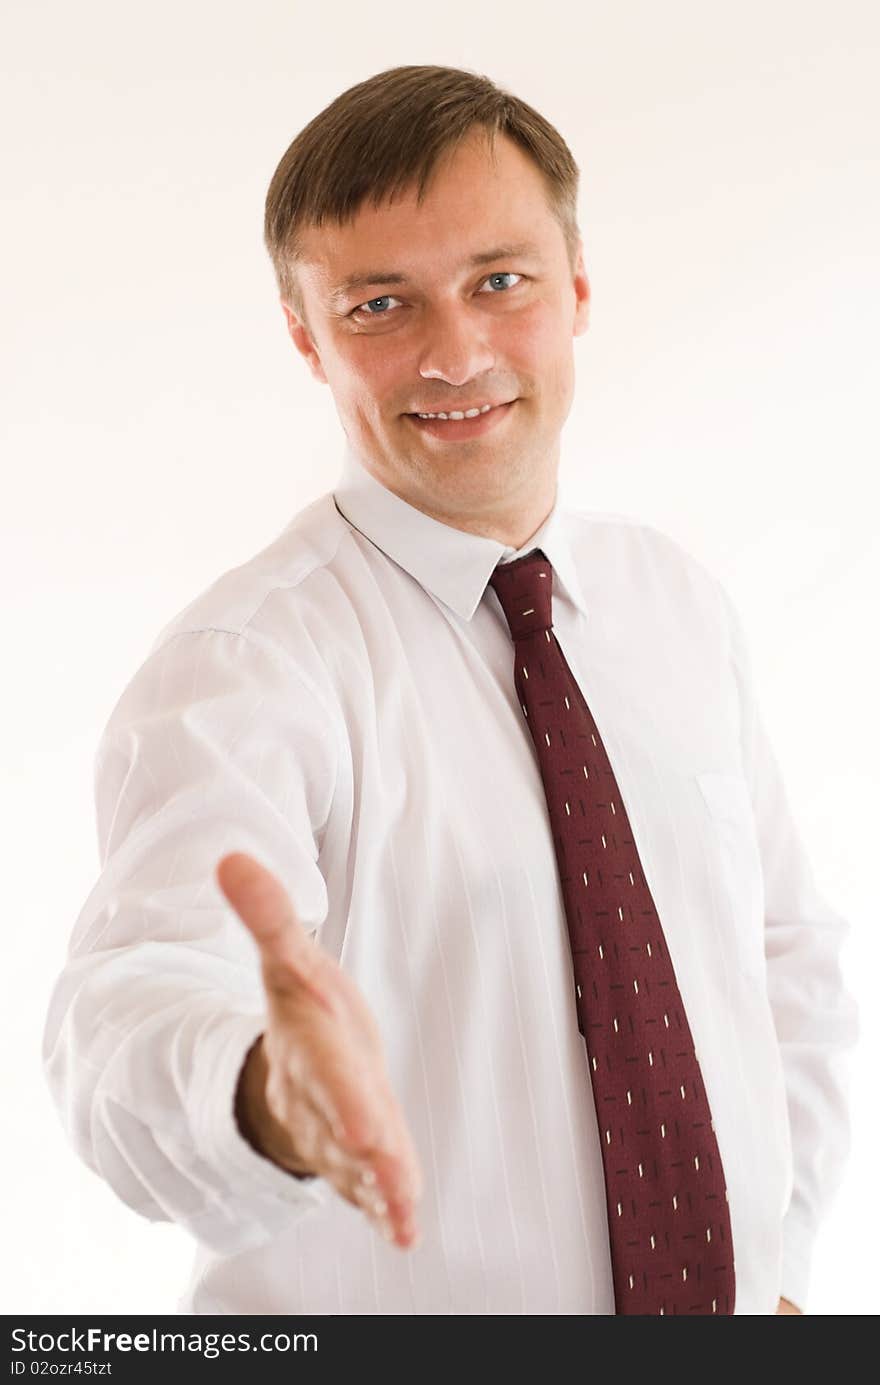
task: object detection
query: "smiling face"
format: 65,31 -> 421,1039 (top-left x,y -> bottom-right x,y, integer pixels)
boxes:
282,128 -> 590,546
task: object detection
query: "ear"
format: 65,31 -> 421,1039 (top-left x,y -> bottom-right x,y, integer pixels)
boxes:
572,242 -> 590,337
281,301 -> 328,385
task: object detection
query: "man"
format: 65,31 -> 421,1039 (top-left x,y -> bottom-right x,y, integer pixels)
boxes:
44,65 -> 857,1316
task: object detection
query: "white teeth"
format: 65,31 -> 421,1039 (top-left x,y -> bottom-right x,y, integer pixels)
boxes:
416,402 -> 498,420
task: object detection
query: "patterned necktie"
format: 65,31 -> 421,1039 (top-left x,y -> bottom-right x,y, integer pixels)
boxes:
488,548 -> 736,1316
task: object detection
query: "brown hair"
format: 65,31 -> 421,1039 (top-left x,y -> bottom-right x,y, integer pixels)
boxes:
263,65 -> 581,329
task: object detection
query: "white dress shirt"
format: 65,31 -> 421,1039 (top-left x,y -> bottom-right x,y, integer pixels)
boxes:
43,438 -> 859,1315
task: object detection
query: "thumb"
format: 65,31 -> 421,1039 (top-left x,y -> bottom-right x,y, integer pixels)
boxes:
216,851 -> 331,1007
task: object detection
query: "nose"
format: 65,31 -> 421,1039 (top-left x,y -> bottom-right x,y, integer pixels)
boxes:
417,303 -> 496,386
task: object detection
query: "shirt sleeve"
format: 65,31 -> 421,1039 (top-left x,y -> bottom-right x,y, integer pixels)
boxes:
42,625 -> 341,1254
716,579 -> 860,1313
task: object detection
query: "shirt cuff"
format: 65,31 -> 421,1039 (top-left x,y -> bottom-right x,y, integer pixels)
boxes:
199,1010 -> 333,1215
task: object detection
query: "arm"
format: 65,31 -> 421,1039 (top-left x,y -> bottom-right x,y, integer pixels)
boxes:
717,579 -> 860,1313
42,626 -> 340,1253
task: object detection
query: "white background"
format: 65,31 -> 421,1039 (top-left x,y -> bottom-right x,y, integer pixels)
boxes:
2,0 -> 877,1314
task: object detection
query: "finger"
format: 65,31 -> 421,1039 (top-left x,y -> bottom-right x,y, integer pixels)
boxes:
306,1048 -> 386,1156
335,1088 -> 423,1245
326,1144 -> 418,1249
216,851 -> 301,952
321,1060 -> 422,1200
349,1176 -> 406,1245
283,1076 -> 422,1249
216,852 -> 331,1006
264,1080 -> 407,1244
321,1165 -> 401,1246
373,1123 -> 422,1218
371,1073 -> 424,1205
353,1149 -> 422,1248
304,1055 -> 409,1205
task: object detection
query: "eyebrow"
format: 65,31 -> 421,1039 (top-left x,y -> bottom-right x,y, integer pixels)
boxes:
328,242 -> 544,304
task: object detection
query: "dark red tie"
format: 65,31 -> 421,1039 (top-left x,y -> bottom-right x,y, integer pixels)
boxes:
488,548 -> 736,1315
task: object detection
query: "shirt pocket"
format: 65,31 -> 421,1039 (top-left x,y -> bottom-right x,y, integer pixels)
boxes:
694,769 -> 767,985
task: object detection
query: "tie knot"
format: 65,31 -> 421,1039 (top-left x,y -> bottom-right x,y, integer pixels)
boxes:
487,548 -> 554,640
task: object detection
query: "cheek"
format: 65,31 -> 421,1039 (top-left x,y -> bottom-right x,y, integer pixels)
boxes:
500,302 -> 566,372
342,338 -> 410,406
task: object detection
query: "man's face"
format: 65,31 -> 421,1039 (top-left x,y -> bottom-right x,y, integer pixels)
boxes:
283,129 -> 590,537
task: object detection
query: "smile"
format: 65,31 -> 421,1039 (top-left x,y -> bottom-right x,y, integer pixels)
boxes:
404,399 -> 517,440
415,403 -> 496,420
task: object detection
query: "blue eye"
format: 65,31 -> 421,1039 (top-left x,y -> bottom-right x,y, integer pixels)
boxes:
352,271 -> 522,319
484,272 -> 519,291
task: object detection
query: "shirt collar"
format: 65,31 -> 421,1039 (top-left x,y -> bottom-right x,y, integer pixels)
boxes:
332,438 -> 589,623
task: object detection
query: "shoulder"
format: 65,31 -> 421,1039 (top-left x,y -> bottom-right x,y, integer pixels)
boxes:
146,492 -> 348,663
563,504 -> 725,606
98,494 -> 353,763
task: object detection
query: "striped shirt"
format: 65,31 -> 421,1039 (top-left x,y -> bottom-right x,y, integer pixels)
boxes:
42,438 -> 858,1314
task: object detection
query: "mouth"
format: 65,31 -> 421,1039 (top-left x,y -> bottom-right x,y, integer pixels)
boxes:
403,399 -> 517,440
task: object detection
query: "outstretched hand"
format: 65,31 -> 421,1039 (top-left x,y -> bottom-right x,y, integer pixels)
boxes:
217,850 -> 423,1250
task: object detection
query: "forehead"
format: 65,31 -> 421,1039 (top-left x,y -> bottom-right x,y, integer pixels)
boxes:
298,131 -> 563,302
